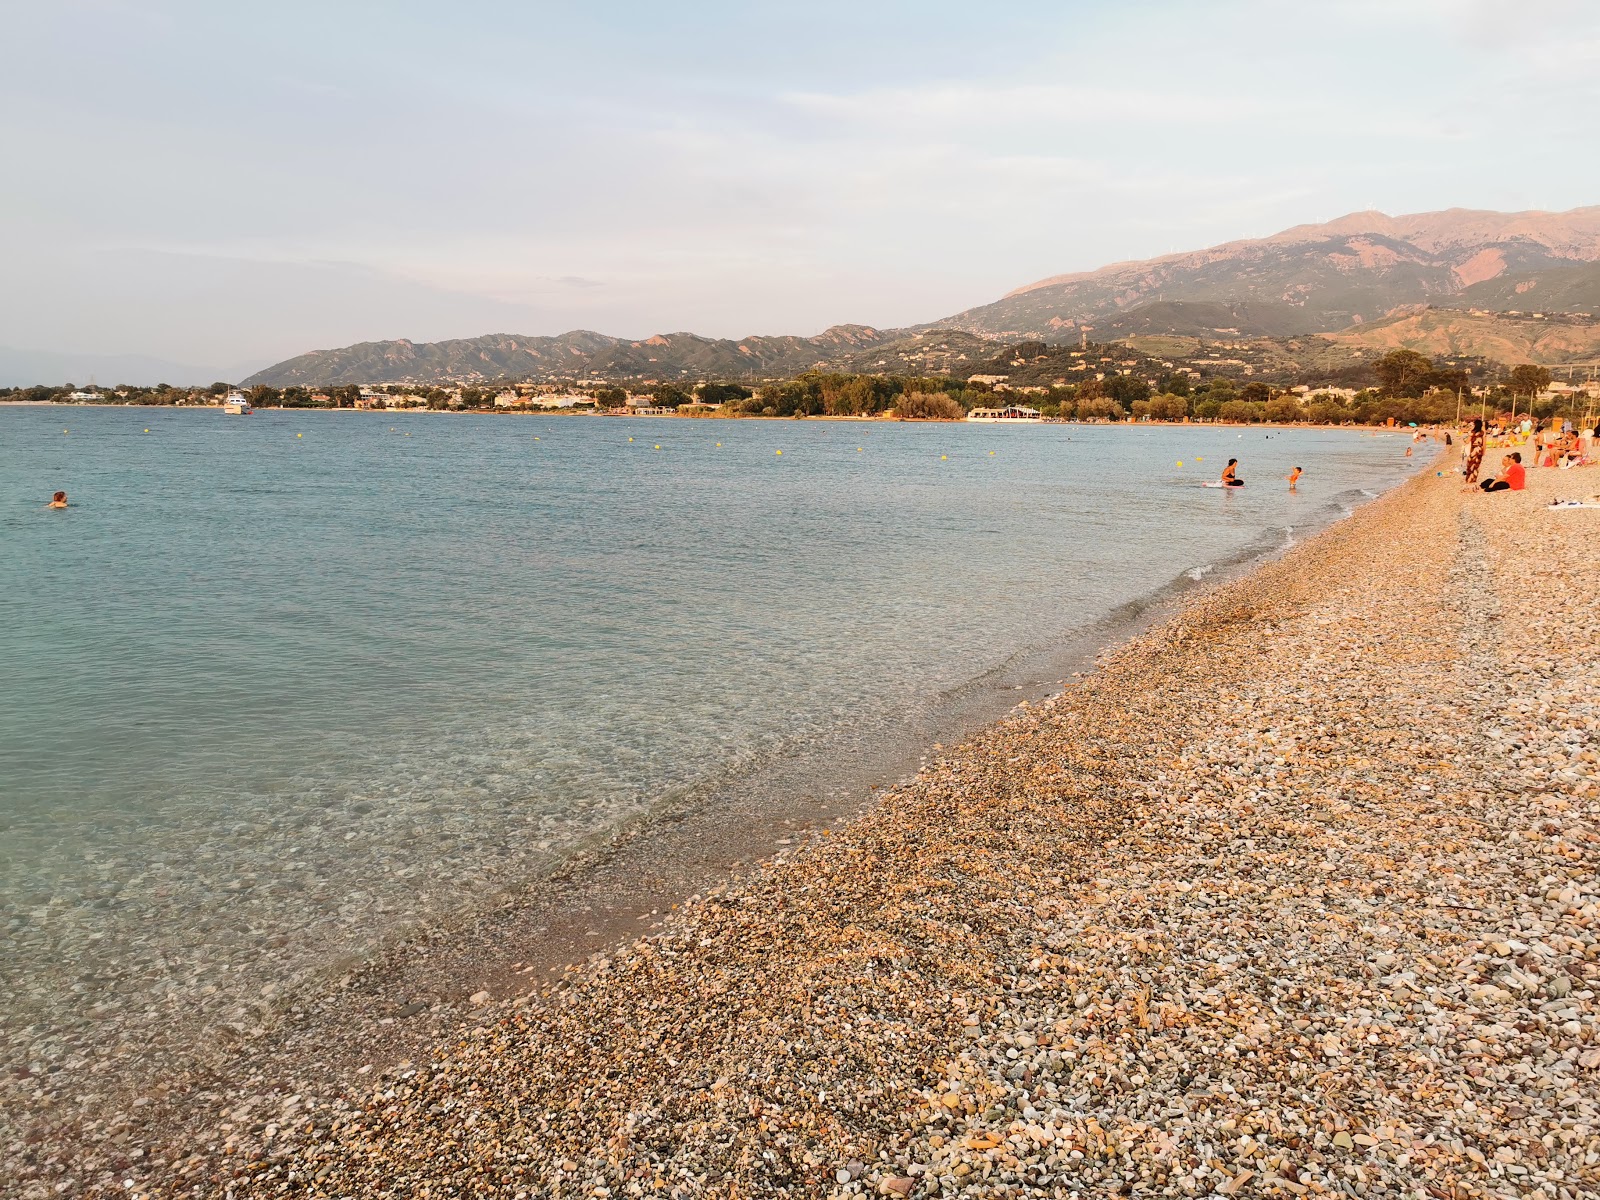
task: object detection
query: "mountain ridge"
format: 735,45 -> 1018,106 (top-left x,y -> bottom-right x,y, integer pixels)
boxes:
944,204 -> 1600,342
242,204 -> 1600,386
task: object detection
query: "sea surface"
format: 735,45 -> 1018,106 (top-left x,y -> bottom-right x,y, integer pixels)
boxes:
1,406 -> 1423,1072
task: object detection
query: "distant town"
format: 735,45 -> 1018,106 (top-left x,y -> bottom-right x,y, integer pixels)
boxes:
6,340 -> 1597,427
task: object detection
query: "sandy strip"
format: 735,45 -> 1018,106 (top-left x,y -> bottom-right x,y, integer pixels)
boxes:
51,468 -> 1600,1198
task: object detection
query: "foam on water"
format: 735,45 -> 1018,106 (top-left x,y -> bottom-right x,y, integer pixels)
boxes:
0,409 -> 1422,1067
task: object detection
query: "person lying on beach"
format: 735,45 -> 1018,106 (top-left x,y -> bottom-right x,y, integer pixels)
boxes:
46,491 -> 68,509
1479,453 -> 1525,492
1286,466 -> 1302,489
1221,459 -> 1243,487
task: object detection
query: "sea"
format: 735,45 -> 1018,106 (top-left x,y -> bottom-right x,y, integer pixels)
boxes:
0,405 -> 1424,1082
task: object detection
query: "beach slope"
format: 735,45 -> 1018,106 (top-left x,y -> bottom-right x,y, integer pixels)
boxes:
175,471 -> 1599,1199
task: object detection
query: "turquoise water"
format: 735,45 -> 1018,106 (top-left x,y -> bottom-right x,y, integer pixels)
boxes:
0,406 -> 1420,1066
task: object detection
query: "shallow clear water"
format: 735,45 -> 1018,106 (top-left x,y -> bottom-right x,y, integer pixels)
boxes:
0,406 -> 1420,1055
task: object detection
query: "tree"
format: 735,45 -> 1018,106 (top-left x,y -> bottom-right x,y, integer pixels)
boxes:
1240,381 -> 1272,405
1105,374 -> 1150,408
651,383 -> 692,409
592,386 -> 627,407
1507,364 -> 1552,401
1157,372 -> 1192,397
1265,395 -> 1304,424
699,381 -> 752,406
1374,349 -> 1434,398
1075,395 -> 1123,422
895,391 -> 963,420
1147,393 -> 1188,421
208,381 -> 231,396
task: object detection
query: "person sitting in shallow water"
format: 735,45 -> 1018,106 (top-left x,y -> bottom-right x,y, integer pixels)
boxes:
1479,452 -> 1525,492
1220,459 -> 1244,487
46,491 -> 68,509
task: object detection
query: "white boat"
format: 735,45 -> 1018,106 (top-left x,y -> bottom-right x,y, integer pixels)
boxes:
966,405 -> 1041,422
222,392 -> 253,415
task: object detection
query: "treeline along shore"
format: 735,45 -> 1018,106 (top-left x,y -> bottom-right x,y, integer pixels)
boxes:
53,465 -> 1597,1198
6,346 -> 1593,428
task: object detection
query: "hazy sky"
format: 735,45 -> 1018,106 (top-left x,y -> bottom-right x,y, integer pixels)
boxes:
3,0 -> 1598,371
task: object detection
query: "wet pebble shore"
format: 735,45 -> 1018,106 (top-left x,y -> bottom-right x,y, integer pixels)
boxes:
48,470 -> 1600,1198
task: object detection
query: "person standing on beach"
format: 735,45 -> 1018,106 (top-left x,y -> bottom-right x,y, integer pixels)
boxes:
1462,419 -> 1485,489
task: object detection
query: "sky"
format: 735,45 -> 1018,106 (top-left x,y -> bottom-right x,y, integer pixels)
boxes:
3,0 -> 1599,378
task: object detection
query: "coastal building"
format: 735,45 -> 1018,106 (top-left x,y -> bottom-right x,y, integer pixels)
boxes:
967,405 -> 1042,422
493,389 -> 522,407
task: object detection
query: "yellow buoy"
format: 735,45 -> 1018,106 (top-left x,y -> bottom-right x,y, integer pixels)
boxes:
534,436 -> 540,441
716,442 -> 721,447
654,444 -> 660,450
940,455 -> 948,461
775,450 -> 782,456
1177,461 -> 1183,467
988,450 -> 994,456
628,437 -> 634,442
144,429 -> 150,433
297,432 -> 303,438
857,447 -> 863,452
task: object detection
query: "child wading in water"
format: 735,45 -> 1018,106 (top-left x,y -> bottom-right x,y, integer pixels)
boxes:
1286,466 -> 1303,490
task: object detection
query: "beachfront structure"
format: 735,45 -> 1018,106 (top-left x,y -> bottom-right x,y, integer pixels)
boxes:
966,405 -> 1042,422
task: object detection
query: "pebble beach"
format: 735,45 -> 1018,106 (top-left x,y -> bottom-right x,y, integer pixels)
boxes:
24,465 -> 1600,1199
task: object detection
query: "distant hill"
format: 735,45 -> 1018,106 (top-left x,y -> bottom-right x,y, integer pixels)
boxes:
244,325 -> 900,386
1323,308 -> 1600,368
1455,261 -> 1600,315
242,204 -> 1600,388
1078,300 -> 1312,339
936,205 -> 1600,341
832,329 -> 1003,376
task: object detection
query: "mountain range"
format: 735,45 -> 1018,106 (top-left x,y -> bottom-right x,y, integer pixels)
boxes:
241,204 -> 1600,386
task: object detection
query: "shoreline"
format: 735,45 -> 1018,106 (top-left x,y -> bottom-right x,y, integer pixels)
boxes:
113,464 -> 1600,1198
3,449 -> 1432,1196
4,473 -> 1363,1197
3,398 -> 1439,431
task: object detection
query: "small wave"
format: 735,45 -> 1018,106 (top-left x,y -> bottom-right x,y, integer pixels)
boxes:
1186,564 -> 1216,582
1283,526 -> 1296,548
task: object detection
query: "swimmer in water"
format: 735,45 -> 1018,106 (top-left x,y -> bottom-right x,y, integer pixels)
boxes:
1220,459 -> 1244,487
46,491 -> 68,509
1286,466 -> 1302,490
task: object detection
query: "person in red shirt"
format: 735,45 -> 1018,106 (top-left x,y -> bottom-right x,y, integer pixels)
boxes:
1479,452 -> 1525,492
